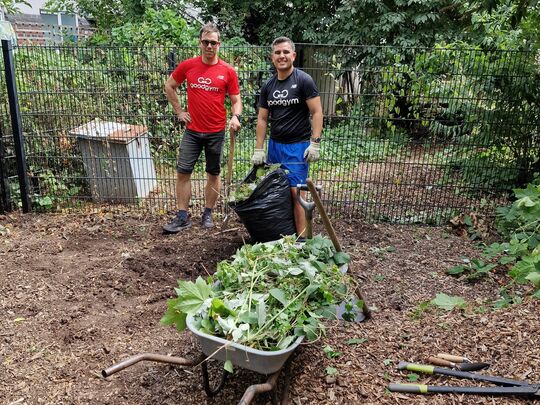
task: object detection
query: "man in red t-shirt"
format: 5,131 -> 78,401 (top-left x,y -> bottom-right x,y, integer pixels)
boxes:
163,23 -> 242,233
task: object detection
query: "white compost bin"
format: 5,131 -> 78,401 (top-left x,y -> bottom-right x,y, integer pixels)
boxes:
71,119 -> 157,202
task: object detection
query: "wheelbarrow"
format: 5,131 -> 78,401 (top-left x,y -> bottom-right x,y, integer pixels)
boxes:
102,316 -> 302,404
102,180 -> 369,403
102,241 -> 311,404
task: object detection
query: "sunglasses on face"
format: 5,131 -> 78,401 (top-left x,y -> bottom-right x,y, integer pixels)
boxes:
201,39 -> 220,47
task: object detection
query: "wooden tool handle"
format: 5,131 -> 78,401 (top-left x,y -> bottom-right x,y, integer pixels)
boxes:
225,128 -> 236,186
306,179 -> 342,252
427,356 -> 455,368
437,353 -> 469,363
306,179 -> 371,319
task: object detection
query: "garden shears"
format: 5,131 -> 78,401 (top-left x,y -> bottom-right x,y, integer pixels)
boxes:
389,361 -> 540,398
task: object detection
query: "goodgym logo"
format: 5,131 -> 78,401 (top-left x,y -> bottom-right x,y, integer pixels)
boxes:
273,90 -> 288,99
268,89 -> 299,106
191,77 -> 219,91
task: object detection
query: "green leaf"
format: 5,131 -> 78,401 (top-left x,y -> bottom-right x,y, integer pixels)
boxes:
383,359 -> 393,366
499,255 -> 516,265
323,345 -> 342,359
447,265 -> 466,275
224,360 -> 234,373
516,196 -> 537,208
509,260 -> 536,283
238,311 -> 258,325
269,288 -> 289,307
302,318 -> 319,340
301,262 -> 318,280
210,298 -> 236,318
333,251 -> 351,265
430,293 -> 466,311
525,271 -> 540,287
288,267 -> 303,275
407,373 -> 420,382
325,366 -> 338,376
160,299 -> 187,331
277,335 -> 296,350
200,318 -> 213,333
347,338 -> 368,345
175,277 -> 211,313
216,316 -> 236,333
314,304 -> 338,319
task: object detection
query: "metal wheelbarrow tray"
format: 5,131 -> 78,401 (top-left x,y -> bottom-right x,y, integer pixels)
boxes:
187,314 -> 304,375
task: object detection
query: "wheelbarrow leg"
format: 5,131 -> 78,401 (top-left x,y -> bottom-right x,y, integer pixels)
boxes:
277,354 -> 294,405
201,359 -> 230,397
238,356 -> 293,405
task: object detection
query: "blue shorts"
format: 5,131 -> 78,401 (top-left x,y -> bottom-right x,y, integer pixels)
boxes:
267,138 -> 310,187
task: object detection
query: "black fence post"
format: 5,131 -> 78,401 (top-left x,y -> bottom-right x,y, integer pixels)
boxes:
2,39 -> 31,213
167,49 -> 176,74
0,122 -> 11,213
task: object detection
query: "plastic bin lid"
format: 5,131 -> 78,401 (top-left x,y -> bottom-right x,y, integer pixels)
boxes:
69,119 -> 147,144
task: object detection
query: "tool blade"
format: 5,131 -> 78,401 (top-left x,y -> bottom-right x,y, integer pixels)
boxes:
457,362 -> 490,372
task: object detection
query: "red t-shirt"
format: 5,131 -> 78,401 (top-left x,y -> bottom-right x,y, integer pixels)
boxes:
171,57 -> 240,133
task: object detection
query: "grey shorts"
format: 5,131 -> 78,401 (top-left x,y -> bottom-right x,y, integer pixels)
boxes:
176,129 -> 225,175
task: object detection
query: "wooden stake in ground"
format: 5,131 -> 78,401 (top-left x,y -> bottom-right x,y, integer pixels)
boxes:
306,179 -> 371,319
222,127 -> 236,229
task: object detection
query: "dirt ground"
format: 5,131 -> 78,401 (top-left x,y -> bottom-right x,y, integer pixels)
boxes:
1,212 -> 539,405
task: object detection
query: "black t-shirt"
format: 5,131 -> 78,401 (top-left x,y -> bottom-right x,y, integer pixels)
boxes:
258,68 -> 319,144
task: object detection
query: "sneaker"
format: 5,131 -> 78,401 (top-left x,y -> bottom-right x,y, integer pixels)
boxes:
163,213 -> 192,234
201,211 -> 214,229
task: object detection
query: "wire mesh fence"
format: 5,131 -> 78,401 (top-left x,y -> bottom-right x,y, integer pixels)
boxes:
0,51 -> 16,213
1,41 -> 539,222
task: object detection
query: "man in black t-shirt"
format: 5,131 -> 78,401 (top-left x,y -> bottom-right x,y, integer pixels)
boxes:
252,36 -> 323,238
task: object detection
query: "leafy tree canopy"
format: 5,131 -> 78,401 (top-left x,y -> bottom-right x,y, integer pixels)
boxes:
1,0 -> 31,14
194,0 -> 539,49
44,0 -> 189,30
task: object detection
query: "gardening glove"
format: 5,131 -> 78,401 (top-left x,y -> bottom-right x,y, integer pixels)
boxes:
251,148 -> 266,165
303,141 -> 320,162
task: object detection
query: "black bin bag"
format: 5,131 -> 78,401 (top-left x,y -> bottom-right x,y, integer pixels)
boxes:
229,165 -> 296,243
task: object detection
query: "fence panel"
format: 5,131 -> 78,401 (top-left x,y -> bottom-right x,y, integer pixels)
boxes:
1,43 -> 538,222
0,51 -> 11,212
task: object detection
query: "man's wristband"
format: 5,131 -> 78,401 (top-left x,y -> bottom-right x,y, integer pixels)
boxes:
310,137 -> 321,143
234,114 -> 241,121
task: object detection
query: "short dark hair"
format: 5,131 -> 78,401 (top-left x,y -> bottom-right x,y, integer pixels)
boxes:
199,22 -> 220,39
272,36 -> 295,52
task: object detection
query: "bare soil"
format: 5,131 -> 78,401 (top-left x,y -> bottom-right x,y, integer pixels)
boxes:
1,212 -> 538,405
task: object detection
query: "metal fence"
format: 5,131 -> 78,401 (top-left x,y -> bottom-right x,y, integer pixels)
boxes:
1,40 -> 539,222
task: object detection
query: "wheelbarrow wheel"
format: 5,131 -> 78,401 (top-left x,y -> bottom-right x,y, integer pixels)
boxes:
201,358 -> 230,396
